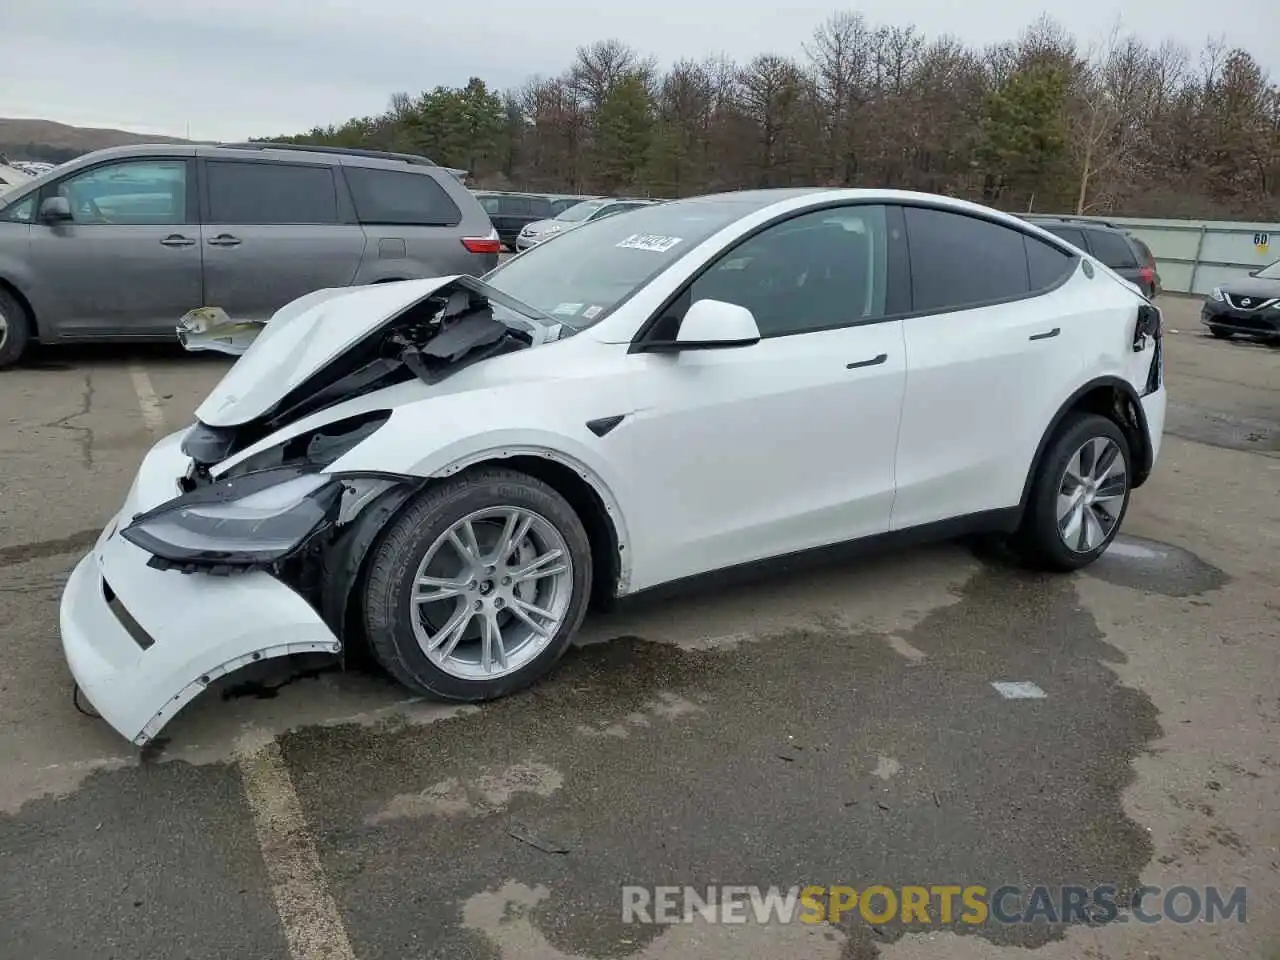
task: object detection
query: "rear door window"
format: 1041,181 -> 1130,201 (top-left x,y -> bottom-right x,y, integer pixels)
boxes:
344,168 -> 462,227
206,161 -> 338,224
1025,235 -> 1077,291
1087,230 -> 1139,268
903,206 -> 1029,312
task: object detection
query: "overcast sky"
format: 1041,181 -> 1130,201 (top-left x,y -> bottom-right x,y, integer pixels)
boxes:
2,0 -> 1275,141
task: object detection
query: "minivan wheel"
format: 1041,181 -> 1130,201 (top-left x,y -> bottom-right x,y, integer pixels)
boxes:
1016,413 -> 1132,572
362,467 -> 592,702
0,288 -> 33,369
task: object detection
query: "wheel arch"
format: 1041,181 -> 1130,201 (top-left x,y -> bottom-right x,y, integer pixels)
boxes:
1019,377 -> 1154,510
431,447 -> 631,611
0,274 -> 39,338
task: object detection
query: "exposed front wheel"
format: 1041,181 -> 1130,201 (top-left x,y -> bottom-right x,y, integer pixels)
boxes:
0,288 -> 33,369
1016,413 -> 1132,571
362,468 -> 592,702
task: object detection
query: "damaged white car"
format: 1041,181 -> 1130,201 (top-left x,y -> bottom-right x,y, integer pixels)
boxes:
60,188 -> 1167,746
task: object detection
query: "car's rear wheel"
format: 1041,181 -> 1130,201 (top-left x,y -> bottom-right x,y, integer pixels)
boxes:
0,287 -> 33,369
1015,413 -> 1132,571
1209,326 -> 1233,340
362,467 -> 592,702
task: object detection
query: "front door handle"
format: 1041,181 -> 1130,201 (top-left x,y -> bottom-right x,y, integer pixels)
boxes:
160,234 -> 195,247
846,353 -> 888,370
207,234 -> 242,247
1029,327 -> 1061,341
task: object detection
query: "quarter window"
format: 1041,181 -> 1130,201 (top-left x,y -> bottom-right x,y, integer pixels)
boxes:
686,205 -> 890,337
903,206 -> 1030,312
344,168 -> 461,227
206,161 -> 338,224
0,194 -> 36,223
55,159 -> 188,225
1025,235 -> 1077,290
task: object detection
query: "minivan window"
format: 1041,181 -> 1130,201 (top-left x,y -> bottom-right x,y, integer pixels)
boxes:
0,194 -> 35,223
1087,230 -> 1139,268
1042,226 -> 1088,250
904,206 -> 1029,312
206,161 -> 338,224
344,168 -> 462,227
57,159 -> 188,225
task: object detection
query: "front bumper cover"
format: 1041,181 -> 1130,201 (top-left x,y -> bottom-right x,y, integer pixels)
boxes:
1201,300 -> 1280,336
59,432 -> 342,747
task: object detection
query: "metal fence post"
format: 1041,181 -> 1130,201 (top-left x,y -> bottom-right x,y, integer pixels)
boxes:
1188,225 -> 1208,293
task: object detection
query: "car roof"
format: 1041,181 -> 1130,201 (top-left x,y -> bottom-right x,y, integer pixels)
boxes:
47,141 -> 455,175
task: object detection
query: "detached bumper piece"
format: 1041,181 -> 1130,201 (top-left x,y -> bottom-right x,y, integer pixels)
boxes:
60,525 -> 341,746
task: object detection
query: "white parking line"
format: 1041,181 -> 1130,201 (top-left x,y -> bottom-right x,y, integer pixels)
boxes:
239,738 -> 356,960
991,681 -> 1047,699
128,364 -> 165,436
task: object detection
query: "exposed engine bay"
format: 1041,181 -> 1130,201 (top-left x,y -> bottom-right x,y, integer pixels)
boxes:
177,278 -> 553,485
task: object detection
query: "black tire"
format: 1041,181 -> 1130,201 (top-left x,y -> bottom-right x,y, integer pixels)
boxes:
1015,412 -> 1132,572
1209,326 -> 1233,340
0,287 -> 33,369
362,467 -> 592,702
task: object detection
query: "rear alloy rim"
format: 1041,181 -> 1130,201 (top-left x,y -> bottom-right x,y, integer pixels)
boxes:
0,307 -> 8,351
409,506 -> 573,680
1057,437 -> 1127,553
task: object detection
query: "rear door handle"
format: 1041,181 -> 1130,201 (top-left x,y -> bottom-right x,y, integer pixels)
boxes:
207,234 -> 242,247
1029,327 -> 1060,341
846,353 -> 888,370
160,235 -> 195,247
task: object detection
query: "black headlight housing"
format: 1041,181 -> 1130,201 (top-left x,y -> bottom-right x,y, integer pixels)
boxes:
121,467 -> 344,571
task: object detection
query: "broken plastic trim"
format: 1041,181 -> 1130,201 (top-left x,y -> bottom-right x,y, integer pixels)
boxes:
120,466 -> 343,571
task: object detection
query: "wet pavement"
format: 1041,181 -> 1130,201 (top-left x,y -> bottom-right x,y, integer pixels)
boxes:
0,297 -> 1277,960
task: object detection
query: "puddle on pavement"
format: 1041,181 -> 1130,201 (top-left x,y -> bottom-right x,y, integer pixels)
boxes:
1088,535 -> 1230,598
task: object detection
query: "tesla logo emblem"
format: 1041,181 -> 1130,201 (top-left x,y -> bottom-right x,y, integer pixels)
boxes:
1242,298 -> 1253,306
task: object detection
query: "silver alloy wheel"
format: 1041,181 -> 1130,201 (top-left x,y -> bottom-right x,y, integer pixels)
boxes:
409,506 -> 574,680
0,306 -> 8,351
1057,437 -> 1127,553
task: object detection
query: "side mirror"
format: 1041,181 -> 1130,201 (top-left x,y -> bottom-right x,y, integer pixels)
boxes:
39,196 -> 73,222
641,299 -> 761,353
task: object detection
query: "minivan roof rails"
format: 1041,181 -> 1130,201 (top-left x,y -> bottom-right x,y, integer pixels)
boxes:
217,142 -> 439,167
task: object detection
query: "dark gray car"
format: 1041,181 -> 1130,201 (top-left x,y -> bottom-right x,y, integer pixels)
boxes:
0,142 -> 500,367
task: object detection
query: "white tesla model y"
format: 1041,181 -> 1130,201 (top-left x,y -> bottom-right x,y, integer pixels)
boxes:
60,188 -> 1167,745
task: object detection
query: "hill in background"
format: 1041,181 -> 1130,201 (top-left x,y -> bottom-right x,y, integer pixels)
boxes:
0,118 -> 189,164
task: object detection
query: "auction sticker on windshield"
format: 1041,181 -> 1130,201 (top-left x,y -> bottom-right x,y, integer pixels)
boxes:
617,234 -> 683,253
552,302 -> 584,316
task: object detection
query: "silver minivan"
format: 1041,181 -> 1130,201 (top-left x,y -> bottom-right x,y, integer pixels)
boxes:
0,142 -> 500,367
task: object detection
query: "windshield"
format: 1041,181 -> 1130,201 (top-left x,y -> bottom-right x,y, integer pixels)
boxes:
555,199 -> 609,222
482,198 -> 755,328
1257,258 -> 1280,280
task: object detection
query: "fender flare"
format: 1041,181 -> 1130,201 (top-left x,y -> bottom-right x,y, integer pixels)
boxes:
431,444 -> 634,596
1018,376 -> 1154,511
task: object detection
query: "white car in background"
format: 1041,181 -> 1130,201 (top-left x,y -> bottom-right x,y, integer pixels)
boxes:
0,163 -> 32,194
514,196 -> 662,250
60,187 -> 1167,747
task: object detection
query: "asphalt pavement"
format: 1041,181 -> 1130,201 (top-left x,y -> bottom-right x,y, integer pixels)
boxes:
0,298 -> 1277,960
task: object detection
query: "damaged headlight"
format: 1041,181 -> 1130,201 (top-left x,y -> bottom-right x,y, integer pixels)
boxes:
121,467 -> 343,568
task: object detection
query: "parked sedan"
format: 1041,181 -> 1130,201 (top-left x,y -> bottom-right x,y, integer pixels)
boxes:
514,197 -> 660,251
60,187 -> 1166,747
1201,257 -> 1280,340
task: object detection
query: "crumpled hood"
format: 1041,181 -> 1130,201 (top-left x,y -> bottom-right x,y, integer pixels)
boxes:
195,277 -> 460,427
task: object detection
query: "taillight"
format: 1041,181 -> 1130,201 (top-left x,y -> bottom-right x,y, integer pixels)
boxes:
462,235 -> 502,254
1139,265 -> 1155,284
